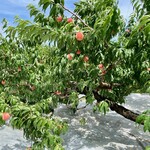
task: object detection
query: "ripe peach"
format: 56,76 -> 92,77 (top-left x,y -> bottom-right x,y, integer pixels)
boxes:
67,18 -> 73,23
1,80 -> 5,85
76,32 -> 84,41
67,54 -> 73,60
76,50 -> 81,55
83,56 -> 89,62
56,16 -> 63,22
98,64 -> 104,70
2,112 -> 10,121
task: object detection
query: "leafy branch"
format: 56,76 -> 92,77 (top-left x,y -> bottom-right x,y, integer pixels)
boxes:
59,3 -> 93,30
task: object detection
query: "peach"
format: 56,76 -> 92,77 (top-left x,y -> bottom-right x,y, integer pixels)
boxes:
67,54 -> 73,60
76,32 -> 84,41
83,56 -> 89,62
67,18 -> 73,23
1,80 -> 5,85
2,112 -> 10,121
76,50 -> 81,55
56,16 -> 63,22
98,64 -> 104,70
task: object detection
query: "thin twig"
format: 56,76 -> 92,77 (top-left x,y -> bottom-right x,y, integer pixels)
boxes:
59,3 -> 93,30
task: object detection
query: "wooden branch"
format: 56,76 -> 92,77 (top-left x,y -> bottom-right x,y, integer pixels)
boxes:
109,102 -> 142,124
92,91 -> 143,124
96,82 -> 122,90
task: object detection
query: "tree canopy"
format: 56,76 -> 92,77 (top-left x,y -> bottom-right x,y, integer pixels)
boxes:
0,0 -> 150,149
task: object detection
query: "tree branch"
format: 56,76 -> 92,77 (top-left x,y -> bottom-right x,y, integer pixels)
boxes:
96,82 -> 122,90
58,82 -> 142,125
79,88 -> 142,124
92,91 -> 143,124
59,3 -> 93,30
109,102 -> 142,124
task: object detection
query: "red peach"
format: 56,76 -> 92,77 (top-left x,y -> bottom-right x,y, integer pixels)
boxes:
76,32 -> 84,41
56,16 -> 63,22
67,54 -> 73,60
67,18 -> 73,23
76,50 -> 81,55
98,64 -> 104,70
83,56 -> 89,62
1,80 -> 5,85
2,112 -> 10,121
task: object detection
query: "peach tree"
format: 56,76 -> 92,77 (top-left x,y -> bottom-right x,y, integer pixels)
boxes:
0,0 -> 150,149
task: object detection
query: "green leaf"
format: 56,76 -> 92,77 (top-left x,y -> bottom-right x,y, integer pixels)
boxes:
98,101 -> 109,115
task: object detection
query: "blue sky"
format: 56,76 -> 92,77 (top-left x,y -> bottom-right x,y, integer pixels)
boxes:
0,0 -> 133,34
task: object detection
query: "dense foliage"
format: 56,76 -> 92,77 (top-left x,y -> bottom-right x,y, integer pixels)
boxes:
0,0 -> 149,149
